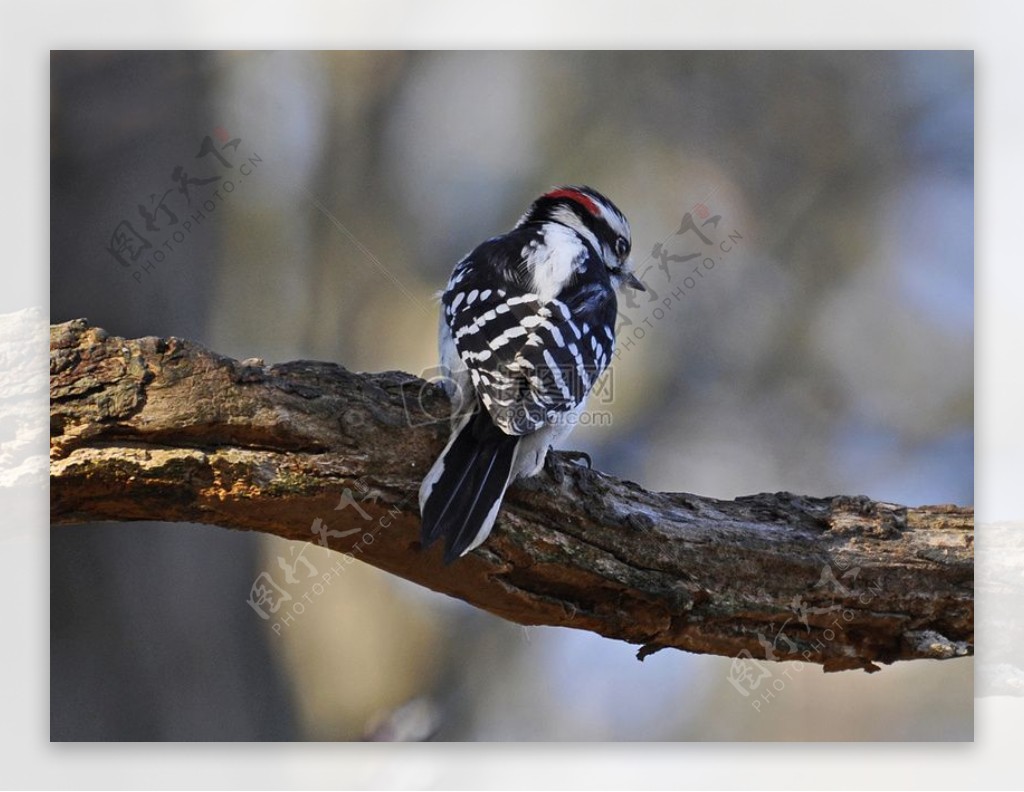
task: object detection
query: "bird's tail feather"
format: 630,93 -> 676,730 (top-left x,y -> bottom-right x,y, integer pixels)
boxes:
419,407 -> 519,564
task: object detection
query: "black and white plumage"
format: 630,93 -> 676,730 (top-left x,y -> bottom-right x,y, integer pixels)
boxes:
419,186 -> 644,563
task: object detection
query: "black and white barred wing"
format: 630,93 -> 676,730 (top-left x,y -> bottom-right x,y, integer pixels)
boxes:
445,281 -> 617,436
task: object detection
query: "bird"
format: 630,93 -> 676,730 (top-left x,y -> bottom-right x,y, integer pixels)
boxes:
418,186 -> 644,564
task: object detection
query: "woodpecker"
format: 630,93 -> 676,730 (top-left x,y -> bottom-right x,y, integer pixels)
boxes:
419,186 -> 643,563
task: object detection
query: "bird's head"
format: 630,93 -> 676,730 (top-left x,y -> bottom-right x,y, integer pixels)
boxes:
517,185 -> 644,291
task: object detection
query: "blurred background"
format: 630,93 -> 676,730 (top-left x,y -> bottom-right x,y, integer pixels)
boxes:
50,50 -> 973,740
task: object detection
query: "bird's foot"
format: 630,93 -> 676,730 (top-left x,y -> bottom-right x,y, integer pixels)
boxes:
558,449 -> 593,469
542,448 -> 591,486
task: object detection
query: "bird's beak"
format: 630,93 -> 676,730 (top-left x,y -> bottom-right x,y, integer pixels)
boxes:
626,272 -> 646,291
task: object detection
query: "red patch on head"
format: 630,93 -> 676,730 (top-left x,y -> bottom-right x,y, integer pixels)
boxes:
544,188 -> 600,217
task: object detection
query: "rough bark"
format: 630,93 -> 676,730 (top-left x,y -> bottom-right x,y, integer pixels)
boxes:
50,319 -> 973,672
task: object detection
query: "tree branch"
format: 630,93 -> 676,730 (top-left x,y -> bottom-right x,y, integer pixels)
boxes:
50,319 -> 973,672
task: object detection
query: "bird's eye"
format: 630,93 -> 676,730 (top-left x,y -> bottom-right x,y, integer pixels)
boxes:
614,237 -> 630,258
